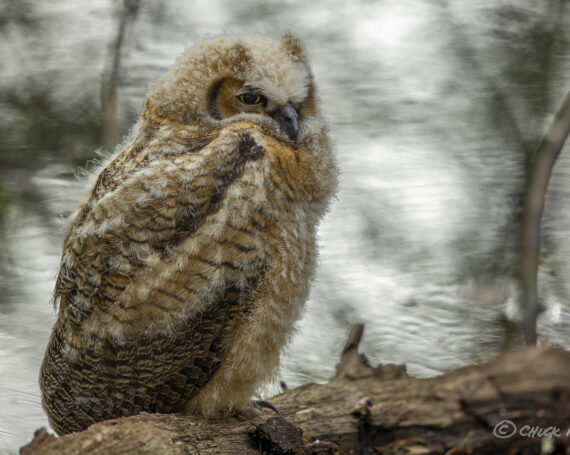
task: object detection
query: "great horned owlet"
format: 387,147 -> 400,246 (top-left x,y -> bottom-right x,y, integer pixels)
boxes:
40,34 -> 338,435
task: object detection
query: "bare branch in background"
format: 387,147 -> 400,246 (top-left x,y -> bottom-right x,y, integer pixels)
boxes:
520,90 -> 570,345
437,0 -> 533,157
102,0 -> 140,153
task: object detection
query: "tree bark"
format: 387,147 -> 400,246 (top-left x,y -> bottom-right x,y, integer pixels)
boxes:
21,327 -> 570,455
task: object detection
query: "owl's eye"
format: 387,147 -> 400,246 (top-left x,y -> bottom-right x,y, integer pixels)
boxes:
238,93 -> 264,105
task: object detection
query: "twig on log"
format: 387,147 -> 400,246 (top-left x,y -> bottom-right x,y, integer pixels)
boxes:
335,323 -> 370,379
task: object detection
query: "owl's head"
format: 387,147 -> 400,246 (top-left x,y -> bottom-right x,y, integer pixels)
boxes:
145,34 -> 321,145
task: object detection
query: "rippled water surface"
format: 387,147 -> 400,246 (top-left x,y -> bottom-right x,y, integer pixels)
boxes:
1,0 -> 569,452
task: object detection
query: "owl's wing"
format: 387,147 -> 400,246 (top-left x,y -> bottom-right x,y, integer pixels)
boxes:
55,125 -> 264,328
43,125 -> 265,433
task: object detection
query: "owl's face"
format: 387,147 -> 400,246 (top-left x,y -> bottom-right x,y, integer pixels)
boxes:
208,58 -> 317,143
146,34 -> 321,145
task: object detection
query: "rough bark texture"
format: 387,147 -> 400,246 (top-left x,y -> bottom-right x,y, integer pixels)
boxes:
21,327 -> 570,455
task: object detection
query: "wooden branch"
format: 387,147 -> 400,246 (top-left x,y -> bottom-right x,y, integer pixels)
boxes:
520,90 -> 570,345
21,327 -> 570,455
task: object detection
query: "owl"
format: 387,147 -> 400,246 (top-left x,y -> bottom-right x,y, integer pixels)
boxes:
39,34 -> 338,435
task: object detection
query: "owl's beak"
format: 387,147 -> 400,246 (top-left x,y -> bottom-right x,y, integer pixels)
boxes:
271,103 -> 299,143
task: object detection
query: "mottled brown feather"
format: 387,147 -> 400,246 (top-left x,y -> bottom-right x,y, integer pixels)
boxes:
41,287 -> 253,435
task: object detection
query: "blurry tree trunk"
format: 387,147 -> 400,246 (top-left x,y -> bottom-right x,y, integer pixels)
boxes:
519,90 -> 570,345
102,0 -> 140,153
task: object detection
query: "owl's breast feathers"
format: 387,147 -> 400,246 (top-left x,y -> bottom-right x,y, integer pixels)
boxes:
42,121 -> 336,434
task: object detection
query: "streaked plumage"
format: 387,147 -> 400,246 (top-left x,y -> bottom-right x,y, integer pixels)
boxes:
40,34 -> 338,435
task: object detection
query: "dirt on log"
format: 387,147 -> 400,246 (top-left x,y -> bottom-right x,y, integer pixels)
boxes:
21,325 -> 570,455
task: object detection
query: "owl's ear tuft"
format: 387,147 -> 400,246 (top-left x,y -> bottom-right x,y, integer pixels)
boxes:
281,33 -> 306,62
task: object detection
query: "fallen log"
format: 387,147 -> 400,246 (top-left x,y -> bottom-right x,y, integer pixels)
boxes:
21,325 -> 570,454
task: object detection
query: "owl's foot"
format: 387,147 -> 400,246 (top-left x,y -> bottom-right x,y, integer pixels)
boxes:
238,134 -> 265,160
238,400 -> 281,420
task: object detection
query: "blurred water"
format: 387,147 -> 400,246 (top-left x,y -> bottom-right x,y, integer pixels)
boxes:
1,0 -> 569,452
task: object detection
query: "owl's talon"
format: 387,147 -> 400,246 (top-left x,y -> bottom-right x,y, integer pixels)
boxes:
251,145 -> 265,159
252,399 -> 281,415
237,400 -> 281,420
